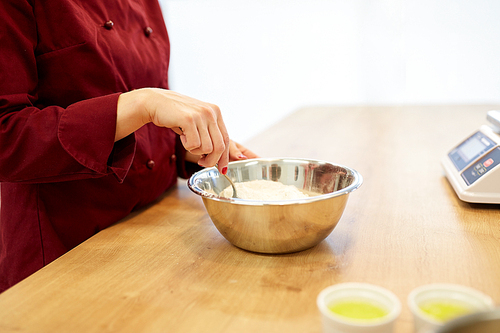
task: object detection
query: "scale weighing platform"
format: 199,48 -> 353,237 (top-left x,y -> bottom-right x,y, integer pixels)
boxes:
441,110 -> 500,204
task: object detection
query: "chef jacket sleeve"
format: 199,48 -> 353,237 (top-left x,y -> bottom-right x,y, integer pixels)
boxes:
0,0 -> 135,184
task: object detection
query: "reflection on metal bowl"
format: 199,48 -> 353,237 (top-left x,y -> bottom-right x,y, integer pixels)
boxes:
434,308 -> 500,333
187,158 -> 363,254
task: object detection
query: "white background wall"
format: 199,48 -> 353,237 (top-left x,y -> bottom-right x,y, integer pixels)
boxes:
159,0 -> 500,143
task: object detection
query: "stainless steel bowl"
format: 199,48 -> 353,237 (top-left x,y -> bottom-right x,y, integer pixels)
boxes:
434,308 -> 500,333
187,158 -> 363,254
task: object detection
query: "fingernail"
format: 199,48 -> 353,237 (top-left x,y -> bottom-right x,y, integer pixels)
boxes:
238,154 -> 248,159
222,167 -> 228,175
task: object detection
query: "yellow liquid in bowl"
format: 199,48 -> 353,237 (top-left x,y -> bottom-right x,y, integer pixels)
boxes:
328,300 -> 389,321
419,300 -> 473,322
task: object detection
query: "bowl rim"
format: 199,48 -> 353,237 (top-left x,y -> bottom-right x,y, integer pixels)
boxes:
407,283 -> 495,326
434,307 -> 500,332
316,282 -> 402,327
187,157 -> 363,206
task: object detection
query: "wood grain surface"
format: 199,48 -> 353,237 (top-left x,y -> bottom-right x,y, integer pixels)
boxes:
0,105 -> 499,333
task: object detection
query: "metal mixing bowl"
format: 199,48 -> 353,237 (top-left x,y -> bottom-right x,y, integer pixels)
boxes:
187,158 -> 363,254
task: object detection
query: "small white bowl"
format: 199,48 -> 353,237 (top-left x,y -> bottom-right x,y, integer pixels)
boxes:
407,284 -> 495,333
317,283 -> 401,333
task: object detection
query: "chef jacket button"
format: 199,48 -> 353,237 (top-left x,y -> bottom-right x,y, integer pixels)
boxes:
170,154 -> 177,163
104,20 -> 114,30
144,27 -> 153,37
146,159 -> 155,169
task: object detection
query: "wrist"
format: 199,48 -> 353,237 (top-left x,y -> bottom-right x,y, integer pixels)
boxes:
115,89 -> 150,141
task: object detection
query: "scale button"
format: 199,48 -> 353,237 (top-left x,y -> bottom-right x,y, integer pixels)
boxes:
484,158 -> 494,168
478,167 -> 486,174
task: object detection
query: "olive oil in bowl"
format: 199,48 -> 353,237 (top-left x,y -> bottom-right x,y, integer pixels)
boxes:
328,299 -> 389,321
419,299 -> 473,322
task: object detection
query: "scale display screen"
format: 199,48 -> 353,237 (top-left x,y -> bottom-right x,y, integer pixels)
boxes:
448,131 -> 495,171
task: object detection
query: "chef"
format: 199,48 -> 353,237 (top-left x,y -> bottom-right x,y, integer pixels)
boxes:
0,0 -> 256,292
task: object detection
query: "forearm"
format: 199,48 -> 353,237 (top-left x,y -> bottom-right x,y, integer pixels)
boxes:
114,88 -> 230,172
0,94 -> 131,183
115,90 -> 149,142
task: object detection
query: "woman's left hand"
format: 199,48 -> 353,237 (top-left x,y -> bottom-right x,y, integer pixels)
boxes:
228,140 -> 259,161
186,140 -> 258,168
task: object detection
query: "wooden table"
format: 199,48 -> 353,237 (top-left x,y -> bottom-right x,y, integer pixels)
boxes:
1,105 -> 499,332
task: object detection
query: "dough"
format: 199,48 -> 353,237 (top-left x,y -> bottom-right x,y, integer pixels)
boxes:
220,180 -> 310,200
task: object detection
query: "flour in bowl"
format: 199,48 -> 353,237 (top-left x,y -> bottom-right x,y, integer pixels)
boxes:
220,180 -> 310,200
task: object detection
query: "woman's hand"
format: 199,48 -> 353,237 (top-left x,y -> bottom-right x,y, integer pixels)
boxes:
116,88 -> 230,173
186,140 -> 259,172
228,140 -> 258,161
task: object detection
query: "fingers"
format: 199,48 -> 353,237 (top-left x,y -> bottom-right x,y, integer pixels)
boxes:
177,115 -> 202,152
171,127 -> 183,136
229,141 -> 259,161
195,120 -> 226,168
228,141 -> 246,161
196,140 -> 257,174
216,146 -> 229,174
186,123 -> 213,156
239,146 -> 259,159
143,89 -> 230,169
177,103 -> 228,170
214,109 -> 230,172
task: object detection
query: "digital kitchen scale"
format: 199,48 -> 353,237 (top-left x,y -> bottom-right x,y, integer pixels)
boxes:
441,110 -> 500,204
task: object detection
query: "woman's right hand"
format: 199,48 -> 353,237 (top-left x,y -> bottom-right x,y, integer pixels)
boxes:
116,88 -> 230,173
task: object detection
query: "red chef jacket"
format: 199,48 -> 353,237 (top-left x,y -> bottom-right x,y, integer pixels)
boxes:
0,0 -> 194,292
